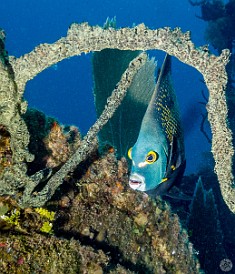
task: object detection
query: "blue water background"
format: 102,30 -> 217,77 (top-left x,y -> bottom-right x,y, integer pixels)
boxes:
0,1 -> 212,175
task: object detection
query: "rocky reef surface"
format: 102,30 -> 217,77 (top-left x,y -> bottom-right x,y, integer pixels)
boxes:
0,116 -> 201,273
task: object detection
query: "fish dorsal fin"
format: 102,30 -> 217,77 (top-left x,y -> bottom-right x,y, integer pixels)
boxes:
155,54 -> 171,92
154,54 -> 182,144
147,54 -> 171,108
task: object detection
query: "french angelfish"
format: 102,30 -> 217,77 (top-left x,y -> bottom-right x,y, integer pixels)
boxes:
128,54 -> 186,196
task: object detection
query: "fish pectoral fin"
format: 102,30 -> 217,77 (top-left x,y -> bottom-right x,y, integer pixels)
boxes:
165,158 -> 186,187
165,135 -> 185,176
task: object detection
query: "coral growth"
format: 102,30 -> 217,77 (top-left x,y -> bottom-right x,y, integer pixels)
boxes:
0,149 -> 202,273
54,149 -> 201,273
0,233 -> 109,274
0,197 -> 55,235
189,0 -> 235,52
43,121 -> 81,169
23,108 -> 81,174
0,125 -> 12,173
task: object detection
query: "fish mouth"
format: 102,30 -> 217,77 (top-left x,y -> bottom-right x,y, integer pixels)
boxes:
129,173 -> 146,191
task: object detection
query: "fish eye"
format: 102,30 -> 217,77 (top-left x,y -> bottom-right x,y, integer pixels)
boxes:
128,147 -> 132,159
145,151 -> 158,164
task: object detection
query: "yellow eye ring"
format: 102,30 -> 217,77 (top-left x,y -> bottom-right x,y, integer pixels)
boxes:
128,147 -> 132,159
145,151 -> 158,164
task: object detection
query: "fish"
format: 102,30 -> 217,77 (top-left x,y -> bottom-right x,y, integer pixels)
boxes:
128,54 -> 186,196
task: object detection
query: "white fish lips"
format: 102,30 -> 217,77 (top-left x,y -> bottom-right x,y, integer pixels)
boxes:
129,173 -> 146,191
